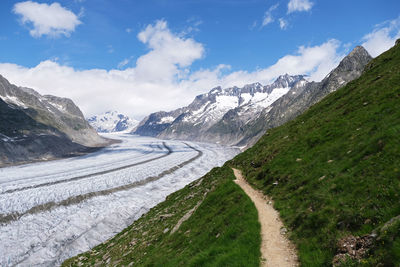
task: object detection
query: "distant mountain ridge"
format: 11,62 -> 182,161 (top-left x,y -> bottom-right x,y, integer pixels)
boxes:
133,46 -> 372,147
88,111 -> 138,133
0,75 -> 109,166
134,74 -> 306,139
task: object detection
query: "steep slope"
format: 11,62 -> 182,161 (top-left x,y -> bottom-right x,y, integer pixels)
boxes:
231,41 -> 400,265
0,75 -> 108,166
88,111 -> 138,133
134,75 -> 306,142
236,46 -> 372,146
63,166 -> 261,266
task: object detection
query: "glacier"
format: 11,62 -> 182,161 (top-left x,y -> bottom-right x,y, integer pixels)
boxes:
0,133 -> 239,266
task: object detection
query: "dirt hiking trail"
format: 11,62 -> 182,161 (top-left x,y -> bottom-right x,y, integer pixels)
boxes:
232,168 -> 298,267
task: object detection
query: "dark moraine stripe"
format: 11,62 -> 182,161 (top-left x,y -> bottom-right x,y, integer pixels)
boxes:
0,143 -> 202,225
1,142 -> 172,195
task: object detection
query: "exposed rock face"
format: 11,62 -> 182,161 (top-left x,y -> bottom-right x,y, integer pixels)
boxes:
0,75 -> 108,166
88,111 -> 138,133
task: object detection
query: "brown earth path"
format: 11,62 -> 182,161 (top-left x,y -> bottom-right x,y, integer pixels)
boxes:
232,168 -> 298,267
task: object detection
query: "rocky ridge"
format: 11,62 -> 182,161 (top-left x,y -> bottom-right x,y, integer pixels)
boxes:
134,74 -> 306,142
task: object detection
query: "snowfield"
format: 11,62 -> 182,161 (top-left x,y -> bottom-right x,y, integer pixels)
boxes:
0,134 -> 239,266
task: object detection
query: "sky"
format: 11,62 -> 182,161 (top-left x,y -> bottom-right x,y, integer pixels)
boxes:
0,0 -> 399,119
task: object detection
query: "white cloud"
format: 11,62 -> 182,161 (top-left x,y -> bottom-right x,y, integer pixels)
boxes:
287,0 -> 313,14
0,20 -> 343,120
262,3 -> 279,27
279,18 -> 288,30
126,28 -> 133,33
13,1 -> 81,38
210,39 -> 343,87
362,17 -> 400,57
135,20 -> 204,83
117,58 -> 130,69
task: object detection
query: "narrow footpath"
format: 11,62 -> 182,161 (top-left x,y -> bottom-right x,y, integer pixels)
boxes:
232,168 -> 298,267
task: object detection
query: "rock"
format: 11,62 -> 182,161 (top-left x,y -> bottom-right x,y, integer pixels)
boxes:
163,228 -> 170,234
280,227 -> 287,235
296,158 -> 302,162
319,175 -> 326,181
333,234 -> 375,265
159,214 -> 174,220
379,215 -> 400,233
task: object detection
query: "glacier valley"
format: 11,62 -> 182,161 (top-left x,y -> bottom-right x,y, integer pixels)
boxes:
0,134 -> 239,266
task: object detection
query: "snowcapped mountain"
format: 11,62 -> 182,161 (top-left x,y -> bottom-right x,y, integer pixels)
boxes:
88,111 -> 138,133
134,74 -> 306,141
134,46 -> 372,146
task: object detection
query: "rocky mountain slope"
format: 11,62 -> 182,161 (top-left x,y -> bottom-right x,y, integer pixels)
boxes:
134,74 -> 306,141
134,46 -> 372,146
88,111 -> 138,133
0,75 -> 109,166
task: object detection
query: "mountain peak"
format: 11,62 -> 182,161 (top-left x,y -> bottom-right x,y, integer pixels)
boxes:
332,45 -> 372,75
348,45 -> 370,58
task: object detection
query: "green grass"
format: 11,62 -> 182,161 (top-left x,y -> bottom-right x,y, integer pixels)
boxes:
63,166 -> 261,267
229,42 -> 400,265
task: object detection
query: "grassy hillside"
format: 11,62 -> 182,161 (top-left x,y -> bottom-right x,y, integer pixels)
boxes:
230,41 -> 400,266
65,42 -> 399,266
63,166 -> 261,266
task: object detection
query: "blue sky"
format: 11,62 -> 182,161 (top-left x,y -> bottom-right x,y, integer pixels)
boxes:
0,0 -> 399,118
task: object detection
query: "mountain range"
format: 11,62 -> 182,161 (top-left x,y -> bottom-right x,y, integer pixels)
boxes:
88,111 -> 138,133
133,46 -> 372,147
0,45 -> 372,166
